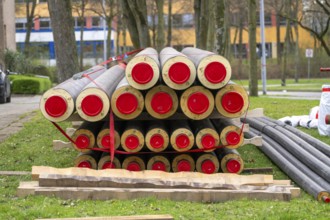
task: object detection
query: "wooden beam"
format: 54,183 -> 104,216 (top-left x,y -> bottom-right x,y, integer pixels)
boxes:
17,181 -> 293,202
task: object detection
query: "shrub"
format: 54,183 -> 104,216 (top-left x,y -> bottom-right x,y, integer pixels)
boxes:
4,49 -> 33,74
9,75 -> 52,94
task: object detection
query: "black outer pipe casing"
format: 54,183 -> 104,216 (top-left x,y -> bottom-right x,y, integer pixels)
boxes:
250,127 -> 330,191
246,130 -> 328,201
262,116 -> 330,158
243,118 -> 330,182
256,117 -> 330,167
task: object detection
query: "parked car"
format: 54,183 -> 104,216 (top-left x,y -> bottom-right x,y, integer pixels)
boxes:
0,69 -> 11,104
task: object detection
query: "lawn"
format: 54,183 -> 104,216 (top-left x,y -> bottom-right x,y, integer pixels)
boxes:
1,97 -> 330,219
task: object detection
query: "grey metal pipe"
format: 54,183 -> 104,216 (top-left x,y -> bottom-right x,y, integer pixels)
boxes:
243,117 -> 330,182
246,130 -> 330,202
262,116 -> 330,158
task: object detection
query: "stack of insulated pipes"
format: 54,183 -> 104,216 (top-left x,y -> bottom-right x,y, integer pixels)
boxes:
40,47 -> 250,175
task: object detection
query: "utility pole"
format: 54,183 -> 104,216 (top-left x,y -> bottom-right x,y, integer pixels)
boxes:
260,0 -> 267,95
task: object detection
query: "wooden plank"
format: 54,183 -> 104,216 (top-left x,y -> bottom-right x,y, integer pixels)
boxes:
0,171 -> 31,176
16,181 -> 38,197
38,173 -> 276,190
32,166 -> 274,186
273,180 -> 291,186
36,214 -> 174,220
17,181 -> 292,202
242,136 -> 263,147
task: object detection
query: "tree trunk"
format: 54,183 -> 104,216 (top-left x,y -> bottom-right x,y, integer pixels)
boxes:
199,0 -> 209,49
276,14 -> 281,65
167,0 -> 172,46
107,17 -> 113,57
238,18 -> 243,76
156,0 -> 165,52
281,0 -> 291,87
293,0 -> 299,83
48,0 -> 79,82
207,1 -> 215,51
24,0 -> 37,56
224,0 -> 231,58
79,1 -> 86,71
248,0 -> 258,96
213,0 -> 225,54
121,0 -> 150,48
194,0 -> 201,47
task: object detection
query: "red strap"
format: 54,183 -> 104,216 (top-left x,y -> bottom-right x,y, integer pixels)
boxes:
109,110 -> 115,164
51,122 -> 77,145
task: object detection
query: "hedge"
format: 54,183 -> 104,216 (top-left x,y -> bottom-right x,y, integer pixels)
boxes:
9,75 -> 52,94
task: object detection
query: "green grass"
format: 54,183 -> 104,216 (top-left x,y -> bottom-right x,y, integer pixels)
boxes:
236,78 -> 330,92
1,98 -> 330,219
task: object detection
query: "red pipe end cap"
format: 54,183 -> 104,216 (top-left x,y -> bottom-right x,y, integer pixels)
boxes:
77,161 -> 91,169
187,92 -> 209,114
152,161 -> 166,171
176,134 -> 190,149
201,159 -> 216,174
45,95 -> 67,118
81,95 -> 103,116
150,134 -> 164,149
168,62 -> 191,84
324,197 -> 330,203
151,92 -> 173,114
127,162 -> 141,171
221,92 -> 244,114
177,160 -> 191,172
201,134 -> 216,149
75,135 -> 90,149
102,162 -> 116,169
116,93 -> 138,114
131,63 -> 154,84
204,62 -> 226,83
125,135 -> 139,150
226,131 -> 240,146
226,159 -> 241,173
101,135 -> 110,148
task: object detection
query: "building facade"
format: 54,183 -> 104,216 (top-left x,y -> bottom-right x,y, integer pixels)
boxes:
0,0 -> 16,70
14,1 -> 316,66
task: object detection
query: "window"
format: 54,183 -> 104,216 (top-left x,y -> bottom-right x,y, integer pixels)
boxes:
172,14 -> 182,27
15,18 -> 27,30
182,14 -> 193,27
257,13 -> 272,26
16,23 -> 25,30
92,17 -> 101,27
77,17 -> 86,27
39,18 -> 51,29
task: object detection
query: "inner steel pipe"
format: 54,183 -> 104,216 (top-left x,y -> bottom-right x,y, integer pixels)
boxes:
246,130 -> 330,202
243,118 -> 330,182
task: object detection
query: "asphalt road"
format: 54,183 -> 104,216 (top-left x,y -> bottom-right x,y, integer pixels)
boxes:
0,95 -> 41,142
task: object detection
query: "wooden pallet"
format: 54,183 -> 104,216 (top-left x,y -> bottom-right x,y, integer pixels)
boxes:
17,166 -> 300,202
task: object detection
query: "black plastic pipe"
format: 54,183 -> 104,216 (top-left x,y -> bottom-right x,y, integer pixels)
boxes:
246,130 -> 330,202
255,117 -> 330,167
250,127 -> 330,191
243,118 -> 330,182
262,116 -> 330,158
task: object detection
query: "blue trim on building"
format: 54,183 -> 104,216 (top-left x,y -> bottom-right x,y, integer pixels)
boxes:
16,27 -> 115,33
